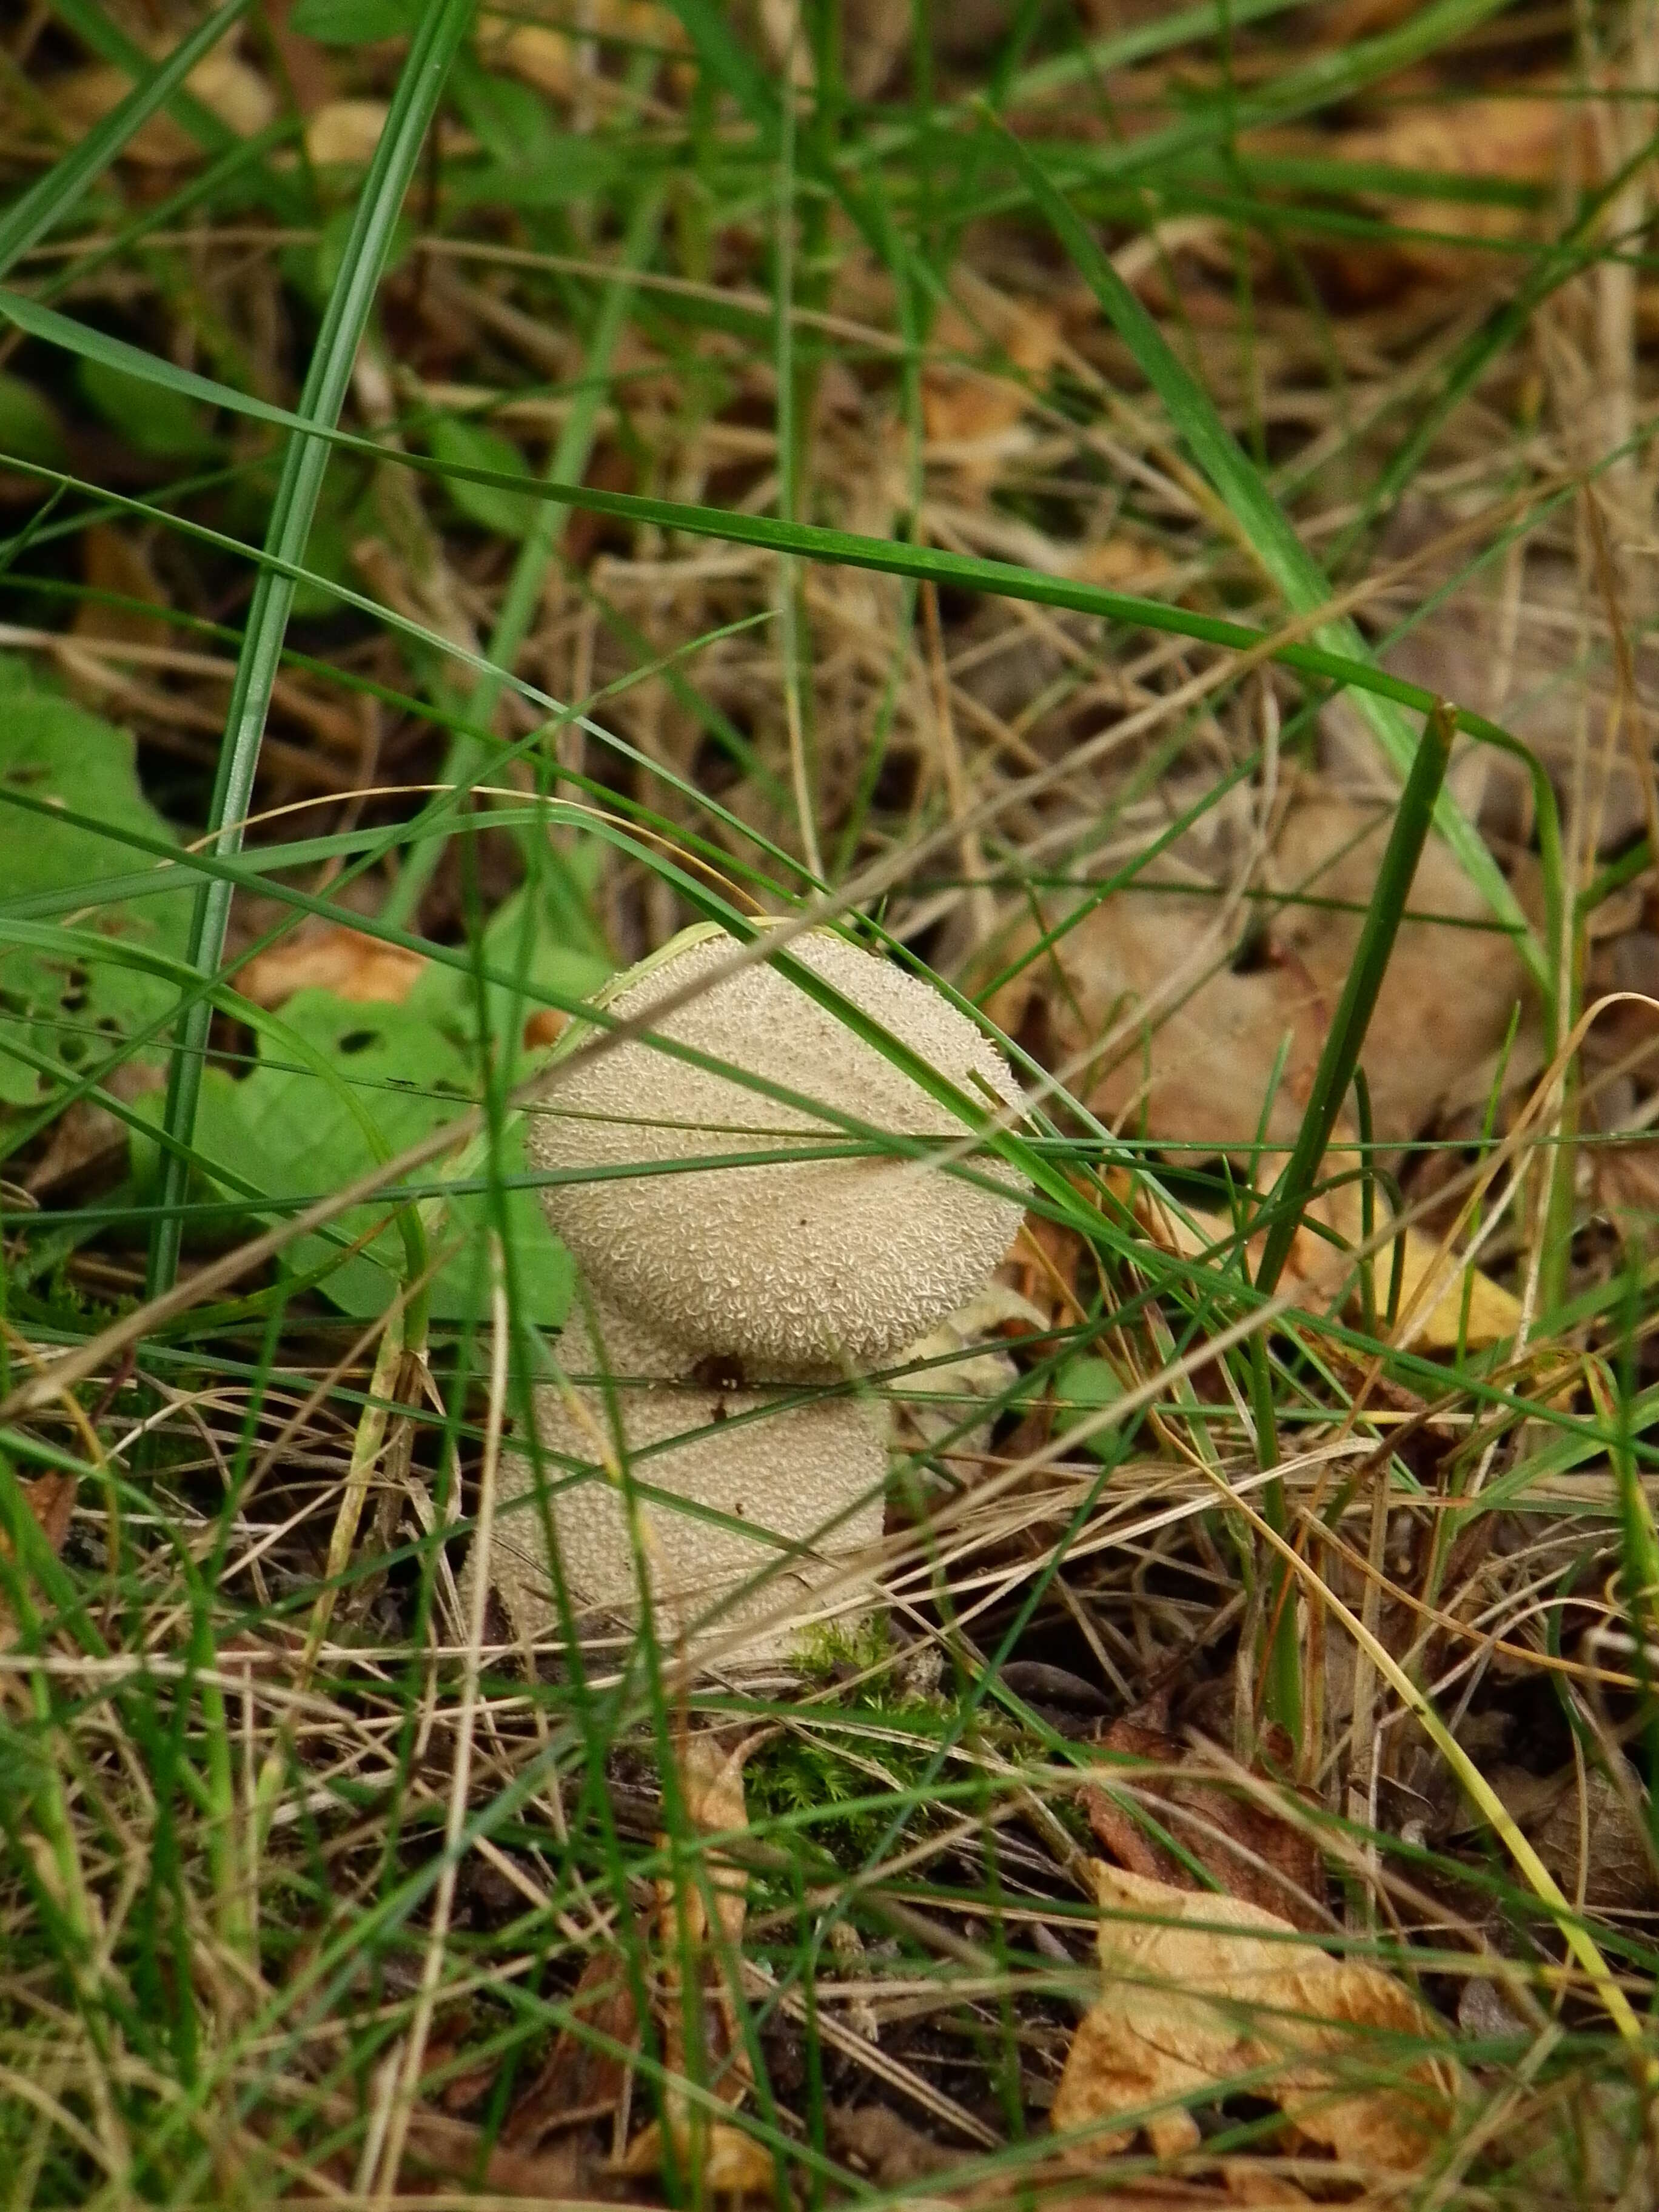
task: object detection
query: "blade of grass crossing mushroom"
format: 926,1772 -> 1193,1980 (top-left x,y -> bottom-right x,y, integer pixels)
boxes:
143,0 -> 478,1301
999,126 -> 1543,993
0,0 -> 255,276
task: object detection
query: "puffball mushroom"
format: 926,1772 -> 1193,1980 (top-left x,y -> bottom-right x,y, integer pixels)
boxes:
488,924 -> 1030,1666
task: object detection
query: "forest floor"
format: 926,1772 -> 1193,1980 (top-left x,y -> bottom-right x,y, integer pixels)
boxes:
3,1 -> 1659,2205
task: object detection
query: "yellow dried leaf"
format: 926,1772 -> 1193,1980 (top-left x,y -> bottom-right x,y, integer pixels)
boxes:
305,98 -> 389,168
477,15 -> 574,98
922,297 -> 1060,458
1131,1185 -> 1519,1349
1387,1227 -> 1523,1350
1052,1863 -> 1455,2174
635,1728 -> 773,2192
663,1731 -> 760,1955
623,2116 -> 776,2197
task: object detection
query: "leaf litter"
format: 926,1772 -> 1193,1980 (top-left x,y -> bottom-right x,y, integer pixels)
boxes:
1052,1862 -> 1458,2177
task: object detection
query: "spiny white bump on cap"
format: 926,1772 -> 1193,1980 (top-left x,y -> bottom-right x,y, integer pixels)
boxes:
484,1295 -> 888,1664
525,927 -> 1030,1374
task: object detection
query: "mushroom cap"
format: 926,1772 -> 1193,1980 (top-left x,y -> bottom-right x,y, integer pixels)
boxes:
488,1295 -> 888,1664
526,928 -> 1029,1372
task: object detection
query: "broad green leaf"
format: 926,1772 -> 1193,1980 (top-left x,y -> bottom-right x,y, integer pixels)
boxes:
288,0 -> 418,42
447,133 -> 628,210
448,59 -> 560,170
0,375 -> 65,467
0,671 -> 190,1110
429,415 -> 535,539
1051,1358 -> 1126,1461
178,987 -> 574,1323
147,0 -> 480,1302
78,356 -> 218,461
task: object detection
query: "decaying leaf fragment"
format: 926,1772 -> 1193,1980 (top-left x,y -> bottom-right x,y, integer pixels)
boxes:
0,1473 -> 77,1653
239,922 -> 427,1009
1052,1862 -> 1455,2173
1130,1175 -> 1523,1349
623,1731 -> 776,2200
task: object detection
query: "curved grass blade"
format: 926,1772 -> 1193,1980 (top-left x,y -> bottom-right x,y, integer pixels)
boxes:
0,0 -> 254,276
1254,704 -> 1456,1296
997,121 -> 1542,992
0,304 -> 1577,779
144,0 -> 478,1301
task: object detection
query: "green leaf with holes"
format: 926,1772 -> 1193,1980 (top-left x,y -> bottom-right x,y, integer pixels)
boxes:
0,670 -> 191,1111
183,985 -> 574,1323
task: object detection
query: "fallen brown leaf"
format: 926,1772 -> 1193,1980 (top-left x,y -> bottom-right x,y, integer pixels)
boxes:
1069,535 -> 1176,591
1051,1862 -> 1456,2173
475,13 -> 575,98
1,1473 -> 78,1652
305,99 -> 390,167
503,1940 -> 640,2151
7,1473 -> 76,1559
923,293 -> 1061,476
238,923 -> 426,1010
1486,1763 -> 1658,1915
1084,1715 -> 1326,1931
988,779 -> 1529,1339
56,45 -> 274,166
1330,82 -> 1578,286
991,788 -> 1527,1155
72,526 -> 172,656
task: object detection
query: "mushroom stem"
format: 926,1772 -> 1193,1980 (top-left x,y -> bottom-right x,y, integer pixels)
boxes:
490,1294 -> 888,1666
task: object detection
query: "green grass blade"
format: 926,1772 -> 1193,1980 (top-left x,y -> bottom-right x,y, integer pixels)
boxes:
49,0 -> 239,157
0,0 -> 253,276
0,301 -> 1583,789
1255,702 -> 1455,1297
144,0 -> 479,1301
999,123 -> 1542,993
383,176 -> 666,927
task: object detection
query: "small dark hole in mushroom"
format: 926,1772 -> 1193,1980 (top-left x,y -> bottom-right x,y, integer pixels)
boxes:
689,1353 -> 745,1392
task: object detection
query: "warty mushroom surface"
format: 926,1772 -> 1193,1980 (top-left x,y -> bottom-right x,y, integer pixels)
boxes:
483,925 -> 1030,1666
